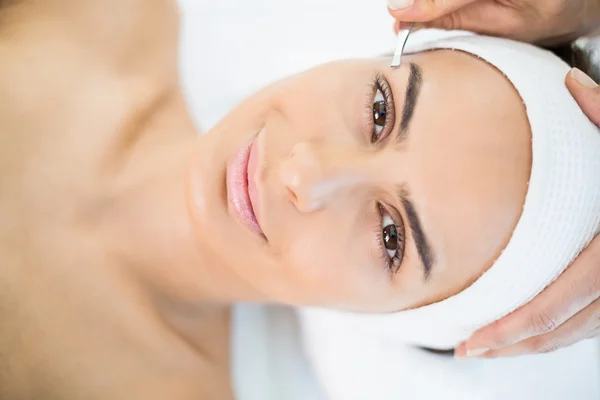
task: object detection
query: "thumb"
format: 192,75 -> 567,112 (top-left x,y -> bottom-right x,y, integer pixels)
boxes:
566,68 -> 600,127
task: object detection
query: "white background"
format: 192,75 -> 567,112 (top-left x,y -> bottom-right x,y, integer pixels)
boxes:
179,0 -> 397,130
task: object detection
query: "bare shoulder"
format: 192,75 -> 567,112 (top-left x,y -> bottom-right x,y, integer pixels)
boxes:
0,0 -> 180,85
0,0 -> 182,141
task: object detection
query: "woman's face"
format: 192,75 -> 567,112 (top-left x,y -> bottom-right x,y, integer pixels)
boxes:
189,49 -> 531,312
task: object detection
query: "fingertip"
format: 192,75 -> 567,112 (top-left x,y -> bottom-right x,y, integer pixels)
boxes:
462,325 -> 508,353
566,68 -> 596,97
455,340 -> 493,359
388,0 -> 415,12
388,1 -> 437,22
566,68 -> 600,126
569,68 -> 599,89
453,342 -> 467,359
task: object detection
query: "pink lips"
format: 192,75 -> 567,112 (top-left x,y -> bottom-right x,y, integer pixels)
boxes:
226,137 -> 264,237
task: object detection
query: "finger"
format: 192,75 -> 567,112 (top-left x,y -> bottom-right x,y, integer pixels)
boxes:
394,20 -> 426,35
394,20 -> 417,32
419,3 -> 526,38
585,326 -> 600,339
388,0 -> 479,22
481,297 -> 600,358
394,20 -> 415,34
566,68 -> 600,127
462,234 -> 600,354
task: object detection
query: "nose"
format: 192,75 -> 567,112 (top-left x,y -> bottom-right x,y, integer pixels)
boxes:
279,141 -> 368,212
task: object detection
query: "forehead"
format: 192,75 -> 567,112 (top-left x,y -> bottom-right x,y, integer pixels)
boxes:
400,50 -> 532,297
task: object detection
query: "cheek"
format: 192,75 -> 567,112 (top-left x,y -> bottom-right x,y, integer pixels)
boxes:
209,98 -> 272,152
279,214 -> 386,305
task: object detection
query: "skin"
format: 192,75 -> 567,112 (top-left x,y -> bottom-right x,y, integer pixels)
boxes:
388,0 -> 600,358
0,0 -> 534,397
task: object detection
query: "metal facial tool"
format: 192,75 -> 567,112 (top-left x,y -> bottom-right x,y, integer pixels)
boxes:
391,23 -> 415,68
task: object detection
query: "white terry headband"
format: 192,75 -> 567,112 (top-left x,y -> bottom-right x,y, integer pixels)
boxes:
301,34 -> 600,350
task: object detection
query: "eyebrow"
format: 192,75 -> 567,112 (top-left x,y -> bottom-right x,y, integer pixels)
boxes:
401,194 -> 435,281
397,62 -> 423,143
393,62 -> 432,279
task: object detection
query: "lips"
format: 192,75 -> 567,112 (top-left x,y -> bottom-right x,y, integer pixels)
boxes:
226,136 -> 264,237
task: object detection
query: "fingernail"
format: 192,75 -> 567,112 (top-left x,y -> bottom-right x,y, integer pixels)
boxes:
571,68 -> 598,89
466,347 -> 489,357
388,0 -> 414,10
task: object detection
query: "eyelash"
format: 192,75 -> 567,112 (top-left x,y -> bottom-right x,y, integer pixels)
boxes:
368,73 -> 395,144
366,75 -> 404,275
374,203 -> 405,275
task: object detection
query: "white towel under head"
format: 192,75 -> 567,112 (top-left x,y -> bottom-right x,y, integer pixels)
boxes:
301,33 -> 600,350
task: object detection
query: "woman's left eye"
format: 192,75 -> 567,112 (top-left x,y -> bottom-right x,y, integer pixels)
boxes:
378,205 -> 405,274
373,89 -> 386,141
382,213 -> 399,259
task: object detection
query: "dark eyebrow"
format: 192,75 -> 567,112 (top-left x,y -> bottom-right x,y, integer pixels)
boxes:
397,62 -> 423,143
400,192 -> 435,281
393,64 -> 432,280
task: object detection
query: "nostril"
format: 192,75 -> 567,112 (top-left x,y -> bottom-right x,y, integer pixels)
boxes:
286,187 -> 298,203
279,141 -> 323,210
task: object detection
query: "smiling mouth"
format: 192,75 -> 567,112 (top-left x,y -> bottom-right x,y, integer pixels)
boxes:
226,136 -> 264,238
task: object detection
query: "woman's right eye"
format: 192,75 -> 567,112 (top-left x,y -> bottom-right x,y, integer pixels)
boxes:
370,75 -> 394,144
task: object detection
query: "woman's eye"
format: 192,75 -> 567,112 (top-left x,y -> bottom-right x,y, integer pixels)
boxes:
377,204 -> 405,274
382,213 -> 399,259
372,88 -> 386,141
